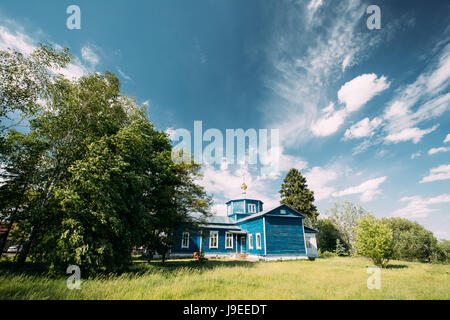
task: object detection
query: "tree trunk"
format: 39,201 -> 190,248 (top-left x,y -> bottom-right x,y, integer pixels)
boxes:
16,225 -> 34,266
0,220 -> 14,258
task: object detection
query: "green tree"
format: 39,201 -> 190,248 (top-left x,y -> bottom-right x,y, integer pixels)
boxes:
316,218 -> 348,254
327,201 -> 369,253
1,62 -> 211,271
0,44 -> 70,134
383,217 -> 440,262
436,240 -> 450,263
354,215 -> 393,268
279,168 -> 318,226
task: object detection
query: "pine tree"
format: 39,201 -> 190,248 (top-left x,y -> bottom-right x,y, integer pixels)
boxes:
279,168 -> 319,226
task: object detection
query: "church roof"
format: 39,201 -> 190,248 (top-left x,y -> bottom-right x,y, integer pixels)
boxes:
304,226 -> 319,233
235,204 -> 306,223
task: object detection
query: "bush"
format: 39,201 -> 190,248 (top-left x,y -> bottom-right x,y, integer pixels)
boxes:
383,217 -> 440,262
316,219 -> 349,254
318,249 -> 337,259
354,216 -> 393,268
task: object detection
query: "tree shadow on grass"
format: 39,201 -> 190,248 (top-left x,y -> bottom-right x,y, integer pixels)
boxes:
129,256 -> 256,276
0,256 -> 257,279
385,264 -> 408,269
0,260 -> 50,277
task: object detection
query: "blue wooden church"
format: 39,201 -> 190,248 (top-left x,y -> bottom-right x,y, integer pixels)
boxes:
170,183 -> 319,260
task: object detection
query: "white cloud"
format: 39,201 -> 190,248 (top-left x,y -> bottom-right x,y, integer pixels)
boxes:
116,67 -> 132,81
305,166 -> 339,201
342,54 -> 353,72
411,151 -> 422,160
444,134 -> 450,143
385,125 -> 438,144
311,108 -> 347,137
312,73 -> 389,138
0,23 -> 90,80
263,0 -> 387,146
81,45 -> 100,69
393,194 -> 450,218
420,164 -> 450,183
428,146 -> 450,155
344,117 -> 382,139
338,73 -> 390,112
198,162 -> 280,214
383,44 -> 450,143
0,25 -> 35,55
332,176 -> 387,202
307,0 -> 323,11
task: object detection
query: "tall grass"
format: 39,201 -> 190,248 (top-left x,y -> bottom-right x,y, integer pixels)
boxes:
0,257 -> 449,300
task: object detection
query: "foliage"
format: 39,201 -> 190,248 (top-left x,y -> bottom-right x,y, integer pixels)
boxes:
354,215 -> 393,268
436,240 -> 450,263
279,168 -> 318,226
382,217 -> 440,263
334,239 -> 348,256
0,44 -> 70,134
318,249 -> 337,258
316,218 -> 349,254
326,201 -> 369,253
0,45 -> 211,273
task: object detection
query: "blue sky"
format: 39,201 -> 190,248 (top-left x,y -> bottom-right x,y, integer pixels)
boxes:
0,0 -> 449,239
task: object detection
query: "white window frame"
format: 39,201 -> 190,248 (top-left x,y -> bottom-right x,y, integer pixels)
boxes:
248,204 -> 256,213
256,233 -> 261,250
209,231 -> 218,249
181,232 -> 190,249
280,209 -> 287,214
225,232 -> 233,249
248,234 -> 254,250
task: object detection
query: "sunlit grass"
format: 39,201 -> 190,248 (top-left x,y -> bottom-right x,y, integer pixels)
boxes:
0,257 -> 448,300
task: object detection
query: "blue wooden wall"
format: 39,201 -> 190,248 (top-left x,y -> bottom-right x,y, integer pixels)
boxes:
265,216 -> 306,255
237,218 -> 265,255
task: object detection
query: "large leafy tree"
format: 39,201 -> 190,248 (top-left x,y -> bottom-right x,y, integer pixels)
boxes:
326,201 -> 369,253
316,218 -> 349,254
382,217 -> 440,263
0,44 -> 70,134
1,46 -> 211,272
279,168 -> 318,226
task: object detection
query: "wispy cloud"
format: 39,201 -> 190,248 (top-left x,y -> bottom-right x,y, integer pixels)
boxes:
116,67 -> 132,81
332,176 -> 387,202
420,164 -> 450,183
263,0 -> 387,147
0,23 -> 89,80
344,117 -> 382,140
385,125 -> 439,144
393,194 -> 450,218
81,44 -> 100,70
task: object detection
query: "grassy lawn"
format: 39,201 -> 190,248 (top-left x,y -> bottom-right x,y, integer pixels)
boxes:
0,256 -> 449,300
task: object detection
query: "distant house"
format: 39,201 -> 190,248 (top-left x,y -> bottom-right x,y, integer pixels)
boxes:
170,183 -> 319,260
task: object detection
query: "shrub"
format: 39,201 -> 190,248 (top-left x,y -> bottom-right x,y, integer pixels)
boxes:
318,249 -> 337,259
383,217 -> 440,262
354,215 -> 393,268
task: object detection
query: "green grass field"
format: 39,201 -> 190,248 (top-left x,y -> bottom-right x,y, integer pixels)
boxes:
0,256 -> 449,300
